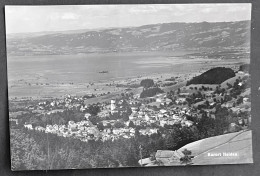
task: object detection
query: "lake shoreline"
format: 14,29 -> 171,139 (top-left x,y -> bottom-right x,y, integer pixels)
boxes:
8,53 -> 249,101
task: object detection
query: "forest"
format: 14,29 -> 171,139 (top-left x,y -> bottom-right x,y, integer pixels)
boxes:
186,67 -> 235,85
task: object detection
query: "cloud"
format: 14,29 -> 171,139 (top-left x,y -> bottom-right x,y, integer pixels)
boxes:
173,12 -> 186,17
227,5 -> 250,12
174,4 -> 187,11
128,5 -> 159,14
48,12 -> 80,20
201,7 -> 214,13
5,4 -> 251,34
61,13 -> 80,20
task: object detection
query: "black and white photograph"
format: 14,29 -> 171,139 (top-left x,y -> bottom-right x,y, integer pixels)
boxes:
5,4 -> 252,170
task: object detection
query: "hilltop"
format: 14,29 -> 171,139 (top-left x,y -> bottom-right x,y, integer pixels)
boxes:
7,21 -> 250,56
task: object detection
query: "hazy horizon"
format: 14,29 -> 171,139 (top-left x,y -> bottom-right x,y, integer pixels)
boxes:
6,19 -> 251,36
5,4 -> 251,34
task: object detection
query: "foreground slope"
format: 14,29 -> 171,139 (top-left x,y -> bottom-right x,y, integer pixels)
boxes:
140,130 -> 253,166
178,130 -> 253,165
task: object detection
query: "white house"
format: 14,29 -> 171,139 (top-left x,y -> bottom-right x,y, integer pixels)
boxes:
160,119 -> 167,127
160,109 -> 167,114
243,97 -> 249,103
144,114 -> 150,121
24,124 -> 33,130
84,113 -> 91,120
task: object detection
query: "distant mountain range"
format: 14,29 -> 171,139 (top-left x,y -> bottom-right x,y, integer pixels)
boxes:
6,21 -> 250,56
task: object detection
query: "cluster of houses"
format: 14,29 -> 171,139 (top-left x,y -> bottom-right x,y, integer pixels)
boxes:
128,105 -> 194,128
24,119 -> 160,142
28,94 -> 86,114
21,91 -> 197,142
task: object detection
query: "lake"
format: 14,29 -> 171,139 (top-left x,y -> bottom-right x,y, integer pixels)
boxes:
7,51 -> 192,83
7,51 -> 249,98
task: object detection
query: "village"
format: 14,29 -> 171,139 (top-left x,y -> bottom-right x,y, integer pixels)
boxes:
20,92 -> 195,142
10,67 -> 251,145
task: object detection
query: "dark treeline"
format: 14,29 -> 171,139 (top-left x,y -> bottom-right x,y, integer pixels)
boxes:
10,127 -> 170,170
11,128 -> 139,170
239,64 -> 250,73
187,67 -> 235,85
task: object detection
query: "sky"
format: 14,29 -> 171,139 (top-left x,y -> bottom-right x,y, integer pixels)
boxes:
5,4 -> 251,34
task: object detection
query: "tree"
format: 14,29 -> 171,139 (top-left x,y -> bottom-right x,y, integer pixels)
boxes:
165,127 -> 183,150
122,112 -> 129,122
126,107 -> 132,115
88,116 -> 98,125
97,122 -> 104,131
165,134 -> 175,150
154,160 -> 164,166
114,121 -> 125,128
149,152 -> 156,161
129,121 -> 135,128
135,127 -> 140,138
197,112 -> 216,138
140,87 -> 164,98
182,148 -> 192,155
205,100 -> 210,108
140,79 -> 154,89
106,123 -> 112,130
214,107 -> 230,135
87,104 -> 100,116
237,96 -> 243,105
180,149 -> 192,165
